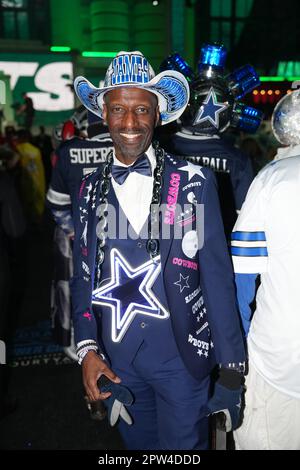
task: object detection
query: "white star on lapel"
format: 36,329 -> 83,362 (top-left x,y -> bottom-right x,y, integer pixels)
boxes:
92,249 -> 169,342
178,161 -> 206,181
84,182 -> 93,203
174,273 -> 190,293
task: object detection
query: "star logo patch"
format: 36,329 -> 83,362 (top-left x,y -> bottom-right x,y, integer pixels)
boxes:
194,87 -> 228,128
174,273 -> 190,293
92,249 -> 169,342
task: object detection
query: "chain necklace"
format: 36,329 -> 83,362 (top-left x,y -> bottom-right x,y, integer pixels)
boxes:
94,141 -> 165,290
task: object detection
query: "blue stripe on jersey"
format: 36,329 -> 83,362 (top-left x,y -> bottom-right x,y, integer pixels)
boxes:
231,246 -> 268,257
231,231 -> 266,242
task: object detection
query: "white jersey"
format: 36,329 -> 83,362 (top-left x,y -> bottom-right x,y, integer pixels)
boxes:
232,152 -> 300,399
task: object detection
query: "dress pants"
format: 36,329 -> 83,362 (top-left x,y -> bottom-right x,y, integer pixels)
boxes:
110,340 -> 210,450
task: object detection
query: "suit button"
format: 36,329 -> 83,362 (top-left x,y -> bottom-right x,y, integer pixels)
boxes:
140,322 -> 147,328
137,242 -> 143,248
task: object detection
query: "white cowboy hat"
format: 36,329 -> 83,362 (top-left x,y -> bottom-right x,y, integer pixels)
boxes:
74,50 -> 190,125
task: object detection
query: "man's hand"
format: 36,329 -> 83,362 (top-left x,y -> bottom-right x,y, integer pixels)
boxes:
82,350 -> 121,402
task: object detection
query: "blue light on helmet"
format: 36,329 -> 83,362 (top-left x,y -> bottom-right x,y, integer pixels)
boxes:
227,64 -> 260,99
231,103 -> 263,133
159,53 -> 195,81
198,43 -> 227,70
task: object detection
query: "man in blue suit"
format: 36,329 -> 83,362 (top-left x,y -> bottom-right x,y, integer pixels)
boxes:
71,51 -> 246,450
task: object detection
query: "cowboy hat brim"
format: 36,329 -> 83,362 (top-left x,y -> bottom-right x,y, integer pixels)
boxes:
74,70 -> 189,126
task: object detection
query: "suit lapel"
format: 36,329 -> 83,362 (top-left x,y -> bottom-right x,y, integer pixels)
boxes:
86,173 -> 103,288
160,157 -> 183,273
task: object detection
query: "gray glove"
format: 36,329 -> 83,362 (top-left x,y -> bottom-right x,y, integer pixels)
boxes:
98,375 -> 134,426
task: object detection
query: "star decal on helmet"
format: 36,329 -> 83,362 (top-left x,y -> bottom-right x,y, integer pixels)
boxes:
194,87 -> 229,128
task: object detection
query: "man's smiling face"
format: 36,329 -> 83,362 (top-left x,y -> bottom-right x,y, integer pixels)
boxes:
103,87 -> 160,164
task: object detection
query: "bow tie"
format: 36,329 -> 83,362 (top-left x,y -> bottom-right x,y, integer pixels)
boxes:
111,154 -> 152,185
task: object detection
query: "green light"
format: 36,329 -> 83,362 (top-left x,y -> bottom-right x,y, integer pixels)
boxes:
260,76 -> 300,82
50,46 -> 71,52
82,51 -> 117,58
277,61 -> 300,76
260,76 -> 285,82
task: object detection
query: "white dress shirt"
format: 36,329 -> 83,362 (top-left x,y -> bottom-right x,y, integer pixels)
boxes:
112,145 -> 156,235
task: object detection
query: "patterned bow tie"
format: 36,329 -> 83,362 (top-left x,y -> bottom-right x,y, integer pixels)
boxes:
111,154 -> 152,185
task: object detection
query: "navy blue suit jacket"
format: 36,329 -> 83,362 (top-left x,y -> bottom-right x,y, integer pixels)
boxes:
71,152 -> 245,381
